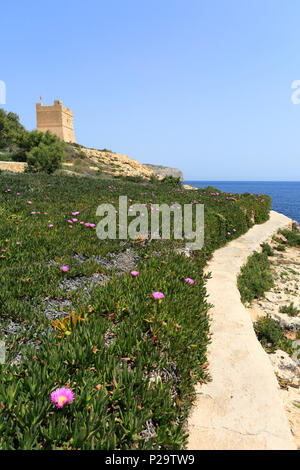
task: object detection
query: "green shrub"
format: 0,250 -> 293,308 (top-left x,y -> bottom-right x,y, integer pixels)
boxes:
14,130 -> 65,162
26,140 -> 65,174
160,176 -> 181,187
238,251 -> 274,304
279,303 -> 300,317
279,229 -> 300,247
274,245 -> 286,252
0,109 -> 25,150
0,152 -> 12,162
254,315 -> 294,355
261,242 -> 274,256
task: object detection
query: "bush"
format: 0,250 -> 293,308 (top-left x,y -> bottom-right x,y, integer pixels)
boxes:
0,109 -> 25,150
11,130 -> 65,173
261,242 -> 274,256
279,229 -> 300,247
279,303 -> 300,317
238,251 -> 274,304
26,140 -> 65,173
160,176 -> 182,187
254,315 -> 294,355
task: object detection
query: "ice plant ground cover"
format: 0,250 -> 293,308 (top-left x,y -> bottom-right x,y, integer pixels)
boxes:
0,173 -> 271,449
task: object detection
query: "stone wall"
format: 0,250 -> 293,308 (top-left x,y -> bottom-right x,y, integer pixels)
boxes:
36,100 -> 76,143
0,161 -> 27,173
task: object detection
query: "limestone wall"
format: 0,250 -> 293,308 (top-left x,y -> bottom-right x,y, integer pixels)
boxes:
0,161 -> 27,172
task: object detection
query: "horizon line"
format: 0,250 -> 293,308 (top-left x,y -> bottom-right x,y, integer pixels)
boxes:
184,180 -> 300,183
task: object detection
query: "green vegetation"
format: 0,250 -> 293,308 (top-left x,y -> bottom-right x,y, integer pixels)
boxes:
238,251 -> 274,304
0,109 -> 64,173
0,173 -> 271,449
279,302 -> 300,317
279,228 -> 300,248
160,176 -> 182,187
254,315 -> 294,355
261,242 -> 274,256
274,244 -> 286,252
0,109 -> 25,150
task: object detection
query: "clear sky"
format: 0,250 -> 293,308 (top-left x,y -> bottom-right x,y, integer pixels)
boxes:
1,0 -> 300,180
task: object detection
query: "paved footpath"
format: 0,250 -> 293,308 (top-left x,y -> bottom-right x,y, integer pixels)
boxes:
187,211 -> 297,450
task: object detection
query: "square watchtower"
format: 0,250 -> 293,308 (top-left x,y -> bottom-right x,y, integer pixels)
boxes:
36,100 -> 76,143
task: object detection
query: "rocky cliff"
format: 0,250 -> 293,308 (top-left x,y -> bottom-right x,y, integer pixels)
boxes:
143,164 -> 184,181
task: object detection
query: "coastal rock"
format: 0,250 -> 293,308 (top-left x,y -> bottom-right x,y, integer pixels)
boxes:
83,148 -> 154,179
182,184 -> 198,190
271,311 -> 300,332
143,164 -> 184,181
269,350 -> 300,386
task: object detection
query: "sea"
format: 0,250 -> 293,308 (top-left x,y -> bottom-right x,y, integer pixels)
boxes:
184,181 -> 300,225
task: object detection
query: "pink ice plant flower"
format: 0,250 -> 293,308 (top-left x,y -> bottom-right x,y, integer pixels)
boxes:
61,265 -> 69,272
131,271 -> 139,276
72,211 -> 80,216
185,278 -> 195,285
152,292 -> 165,300
51,387 -> 74,408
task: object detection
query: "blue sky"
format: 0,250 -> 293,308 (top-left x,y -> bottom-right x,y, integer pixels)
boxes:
1,0 -> 300,180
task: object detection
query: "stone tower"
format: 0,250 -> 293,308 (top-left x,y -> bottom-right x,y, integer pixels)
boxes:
36,100 -> 76,143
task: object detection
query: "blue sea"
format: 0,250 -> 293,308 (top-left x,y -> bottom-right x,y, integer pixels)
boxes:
184,181 -> 300,225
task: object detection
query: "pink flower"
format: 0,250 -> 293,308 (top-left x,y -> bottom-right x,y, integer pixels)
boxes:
16,241 -> 21,245
51,387 -> 74,408
152,292 -> 165,300
72,218 -> 78,222
227,232 -> 231,235
72,211 -> 80,216
48,224 -> 54,228
61,265 -> 69,272
27,201 -> 32,205
131,271 -> 139,276
185,278 -> 194,285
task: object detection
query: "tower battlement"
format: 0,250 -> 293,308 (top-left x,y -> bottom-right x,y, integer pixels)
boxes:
36,100 -> 76,143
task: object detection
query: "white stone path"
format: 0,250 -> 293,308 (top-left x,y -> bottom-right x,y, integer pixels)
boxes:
187,211 -> 297,450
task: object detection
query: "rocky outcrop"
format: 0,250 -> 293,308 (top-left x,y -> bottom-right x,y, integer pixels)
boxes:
143,164 -> 184,181
81,148 -> 155,179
